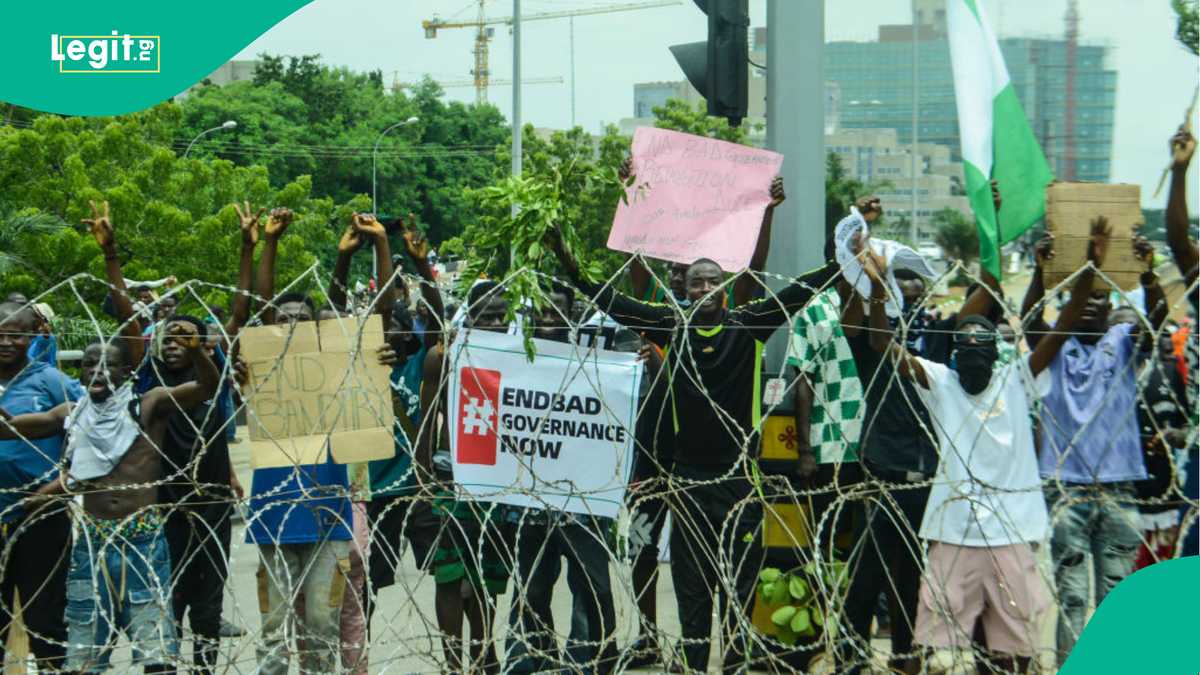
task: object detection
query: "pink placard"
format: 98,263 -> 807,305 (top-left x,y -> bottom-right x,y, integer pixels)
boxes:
607,127 -> 783,271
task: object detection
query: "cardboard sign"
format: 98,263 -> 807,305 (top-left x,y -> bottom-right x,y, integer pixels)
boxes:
607,127 -> 783,271
240,316 -> 395,469
447,330 -> 643,519
1043,183 -> 1145,291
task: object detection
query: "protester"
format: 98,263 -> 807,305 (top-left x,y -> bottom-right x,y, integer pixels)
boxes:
1165,127 -> 1199,557
0,301 -> 81,671
548,206 -> 839,672
504,281 -> 620,674
415,280 -> 513,673
246,209 -> 397,675
1,298 -> 218,674
1020,215 -> 1166,663
865,218 -> 1113,673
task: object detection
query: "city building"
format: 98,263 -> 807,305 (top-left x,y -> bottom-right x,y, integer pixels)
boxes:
176,60 -> 261,98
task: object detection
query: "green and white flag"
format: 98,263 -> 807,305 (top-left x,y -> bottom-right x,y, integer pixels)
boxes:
948,0 -> 1054,278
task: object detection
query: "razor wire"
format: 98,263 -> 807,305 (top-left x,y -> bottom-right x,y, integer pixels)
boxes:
0,239 -> 1194,675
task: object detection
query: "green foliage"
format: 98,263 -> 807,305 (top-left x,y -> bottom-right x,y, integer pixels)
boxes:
932,208 -> 980,265
455,133 -> 632,359
1174,0 -> 1199,55
182,58 -> 508,246
757,561 -> 848,646
0,108 -> 337,314
651,99 -> 748,144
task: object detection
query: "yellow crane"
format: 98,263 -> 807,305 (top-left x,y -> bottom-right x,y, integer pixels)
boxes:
423,0 -> 681,107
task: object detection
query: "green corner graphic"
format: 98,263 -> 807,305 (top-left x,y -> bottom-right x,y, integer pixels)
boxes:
2,1 -> 312,116
1059,556 -> 1198,674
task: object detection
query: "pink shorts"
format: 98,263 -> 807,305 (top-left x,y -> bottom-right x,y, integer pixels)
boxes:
914,542 -> 1049,657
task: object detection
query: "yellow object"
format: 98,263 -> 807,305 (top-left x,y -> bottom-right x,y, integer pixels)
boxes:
760,415 -> 800,461
764,501 -> 811,549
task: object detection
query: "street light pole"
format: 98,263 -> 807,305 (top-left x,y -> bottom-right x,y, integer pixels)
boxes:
372,116 -> 420,216
371,116 -> 420,280
183,120 -> 236,158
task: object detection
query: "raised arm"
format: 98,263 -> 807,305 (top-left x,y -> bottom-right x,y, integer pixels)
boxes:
1029,217 -> 1110,376
0,403 -> 70,441
547,226 -> 676,341
414,347 -> 445,487
1133,234 -> 1169,337
735,261 -> 840,333
792,371 -> 817,481
1020,232 -> 1054,350
227,202 -> 263,337
1166,128 -> 1198,285
401,217 -> 445,349
85,200 -> 144,365
619,157 -> 655,301
354,213 -> 397,329
958,181 -> 1004,320
255,207 -> 293,326
330,222 -> 363,313
858,243 -> 929,387
148,324 -> 220,416
734,176 -> 785,307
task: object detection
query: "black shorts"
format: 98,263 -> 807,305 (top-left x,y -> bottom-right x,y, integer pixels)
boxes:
366,494 -> 441,590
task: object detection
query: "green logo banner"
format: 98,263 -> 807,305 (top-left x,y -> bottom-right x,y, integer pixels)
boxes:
2,1 -> 312,116
1060,556 -> 1198,673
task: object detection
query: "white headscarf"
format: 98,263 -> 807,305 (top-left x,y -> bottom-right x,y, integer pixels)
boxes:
64,382 -> 143,483
834,207 -> 936,318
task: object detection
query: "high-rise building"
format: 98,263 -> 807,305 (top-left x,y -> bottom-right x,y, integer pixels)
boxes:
827,6 -> 1116,182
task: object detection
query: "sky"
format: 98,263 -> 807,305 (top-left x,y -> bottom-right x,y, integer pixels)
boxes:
236,0 -> 1200,207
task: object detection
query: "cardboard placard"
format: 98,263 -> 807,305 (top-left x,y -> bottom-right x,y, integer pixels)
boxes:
1043,182 -> 1145,291
240,316 -> 395,469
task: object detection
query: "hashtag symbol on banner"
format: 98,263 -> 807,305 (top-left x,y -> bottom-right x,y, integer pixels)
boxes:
462,397 -> 496,436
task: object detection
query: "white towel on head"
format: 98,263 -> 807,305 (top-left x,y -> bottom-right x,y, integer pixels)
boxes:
64,382 -> 142,483
834,207 -> 937,318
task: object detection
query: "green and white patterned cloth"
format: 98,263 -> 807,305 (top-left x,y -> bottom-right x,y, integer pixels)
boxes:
786,288 -> 862,463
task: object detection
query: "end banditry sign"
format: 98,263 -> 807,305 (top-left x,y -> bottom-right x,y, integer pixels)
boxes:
239,315 -> 396,469
607,126 -> 783,272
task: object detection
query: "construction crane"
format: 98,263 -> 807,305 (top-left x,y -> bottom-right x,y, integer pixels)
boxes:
423,0 -> 681,106
391,74 -> 563,94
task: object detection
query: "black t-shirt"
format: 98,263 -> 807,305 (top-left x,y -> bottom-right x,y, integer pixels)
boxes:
1134,350 -> 1189,511
584,262 -> 839,468
847,317 -> 939,476
159,402 -> 233,506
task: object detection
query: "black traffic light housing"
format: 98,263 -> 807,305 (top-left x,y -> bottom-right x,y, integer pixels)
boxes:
670,0 -> 749,127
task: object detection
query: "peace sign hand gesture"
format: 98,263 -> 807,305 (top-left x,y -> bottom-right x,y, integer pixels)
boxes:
83,200 -> 115,252
401,213 -> 430,261
233,201 -> 265,246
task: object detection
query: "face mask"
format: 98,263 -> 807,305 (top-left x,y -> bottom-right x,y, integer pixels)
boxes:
955,344 -> 998,395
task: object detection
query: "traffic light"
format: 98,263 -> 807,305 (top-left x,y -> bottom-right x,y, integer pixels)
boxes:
670,0 -> 749,127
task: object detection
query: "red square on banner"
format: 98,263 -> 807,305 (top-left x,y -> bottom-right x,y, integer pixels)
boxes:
457,367 -> 501,465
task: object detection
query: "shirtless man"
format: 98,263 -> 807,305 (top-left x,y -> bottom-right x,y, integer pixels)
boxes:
0,318 -> 218,674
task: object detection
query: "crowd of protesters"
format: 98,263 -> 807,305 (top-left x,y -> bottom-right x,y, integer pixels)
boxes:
0,128 -> 1194,675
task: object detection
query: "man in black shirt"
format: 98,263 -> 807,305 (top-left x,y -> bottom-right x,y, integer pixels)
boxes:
549,228 -> 839,673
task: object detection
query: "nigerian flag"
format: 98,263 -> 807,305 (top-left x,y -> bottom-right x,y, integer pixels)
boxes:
948,0 -> 1054,278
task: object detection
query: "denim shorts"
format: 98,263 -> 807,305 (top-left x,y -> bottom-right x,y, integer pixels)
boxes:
65,520 -> 179,673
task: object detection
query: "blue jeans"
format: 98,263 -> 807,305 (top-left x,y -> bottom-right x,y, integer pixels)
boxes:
65,528 -> 178,672
1046,483 -> 1141,666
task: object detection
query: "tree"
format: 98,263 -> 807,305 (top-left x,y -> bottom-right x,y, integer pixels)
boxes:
932,208 -> 979,272
652,99 -> 747,143
1174,0 -> 1199,55
0,107 -> 339,313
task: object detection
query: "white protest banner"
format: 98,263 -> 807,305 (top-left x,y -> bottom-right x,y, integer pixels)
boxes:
447,330 -> 643,519
240,315 -> 395,469
606,126 -> 783,271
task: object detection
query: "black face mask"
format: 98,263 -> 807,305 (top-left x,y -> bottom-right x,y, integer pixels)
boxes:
955,344 -> 998,395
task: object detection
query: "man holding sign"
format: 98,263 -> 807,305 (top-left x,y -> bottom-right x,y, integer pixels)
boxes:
549,222 -> 839,672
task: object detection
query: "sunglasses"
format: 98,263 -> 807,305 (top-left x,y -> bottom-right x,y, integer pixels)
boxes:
954,330 -> 997,345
